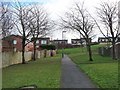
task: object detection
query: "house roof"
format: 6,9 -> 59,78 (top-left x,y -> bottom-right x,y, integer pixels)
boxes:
98,37 -> 112,39
53,40 -> 68,41
2,34 -> 22,40
71,39 -> 80,40
31,37 -> 50,41
71,38 -> 91,41
38,37 -> 50,40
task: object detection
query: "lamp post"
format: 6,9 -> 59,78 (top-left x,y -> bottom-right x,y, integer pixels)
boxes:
62,31 -> 66,58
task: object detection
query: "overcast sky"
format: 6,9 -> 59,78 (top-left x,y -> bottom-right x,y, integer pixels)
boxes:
1,0 -> 119,43
43,0 -> 119,43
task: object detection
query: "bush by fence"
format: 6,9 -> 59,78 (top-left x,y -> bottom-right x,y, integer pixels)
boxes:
40,45 -> 56,50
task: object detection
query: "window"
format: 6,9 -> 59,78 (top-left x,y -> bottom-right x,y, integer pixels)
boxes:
58,41 -> 61,44
13,40 -> 17,44
73,41 -> 76,44
101,39 -> 104,42
36,40 -> 39,44
36,46 -> 39,48
41,40 -> 47,44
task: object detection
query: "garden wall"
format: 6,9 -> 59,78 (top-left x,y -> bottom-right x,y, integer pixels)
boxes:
35,50 -> 56,59
2,50 -> 57,68
2,52 -> 32,68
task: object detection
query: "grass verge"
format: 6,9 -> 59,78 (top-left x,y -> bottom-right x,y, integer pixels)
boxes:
2,55 -> 61,88
59,44 -> 118,88
79,63 -> 118,88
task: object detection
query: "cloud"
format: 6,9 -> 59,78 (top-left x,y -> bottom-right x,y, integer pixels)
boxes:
1,0 -> 119,42
44,0 -> 74,20
1,0 -> 52,3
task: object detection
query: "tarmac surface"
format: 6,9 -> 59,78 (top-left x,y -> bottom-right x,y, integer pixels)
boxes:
61,55 -> 97,88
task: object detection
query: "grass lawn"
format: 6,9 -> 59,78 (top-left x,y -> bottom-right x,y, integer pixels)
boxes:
58,44 -> 118,88
2,55 -> 61,88
79,63 -> 118,88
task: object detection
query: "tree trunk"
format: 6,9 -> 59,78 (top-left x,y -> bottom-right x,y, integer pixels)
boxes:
22,38 -> 25,64
33,41 -> 36,61
112,40 -> 116,60
87,44 -> 93,61
85,37 -> 93,61
109,19 -> 116,60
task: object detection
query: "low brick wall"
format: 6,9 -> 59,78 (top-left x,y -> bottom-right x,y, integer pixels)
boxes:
2,50 -> 57,68
2,51 -> 32,68
37,50 -> 56,58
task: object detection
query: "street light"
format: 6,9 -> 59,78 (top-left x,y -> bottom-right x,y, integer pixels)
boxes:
62,31 -> 66,58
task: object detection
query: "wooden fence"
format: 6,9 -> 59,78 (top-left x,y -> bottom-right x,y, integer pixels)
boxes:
98,43 -> 120,59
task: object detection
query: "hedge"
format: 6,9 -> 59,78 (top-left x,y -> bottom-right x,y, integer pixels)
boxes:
40,45 -> 56,50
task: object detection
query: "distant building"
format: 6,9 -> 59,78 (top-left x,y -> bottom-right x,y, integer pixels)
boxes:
117,37 -> 120,42
2,35 -> 22,52
98,37 -> 113,44
36,37 -> 50,45
98,37 -> 120,43
32,37 -> 50,50
71,39 -> 82,45
52,40 -> 68,44
25,42 -> 34,52
52,40 -> 68,49
71,38 -> 91,45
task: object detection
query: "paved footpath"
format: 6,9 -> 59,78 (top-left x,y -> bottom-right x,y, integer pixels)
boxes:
61,55 -> 97,88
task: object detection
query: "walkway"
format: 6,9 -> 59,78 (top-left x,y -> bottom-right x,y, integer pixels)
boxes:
61,55 -> 97,88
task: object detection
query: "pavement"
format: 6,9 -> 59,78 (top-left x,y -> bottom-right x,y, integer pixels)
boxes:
60,55 -> 97,88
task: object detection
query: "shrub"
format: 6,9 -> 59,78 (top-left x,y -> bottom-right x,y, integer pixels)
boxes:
40,45 -> 56,50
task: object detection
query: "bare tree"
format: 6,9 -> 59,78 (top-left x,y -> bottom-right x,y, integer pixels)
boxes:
60,2 -> 95,61
29,5 -> 52,61
12,2 -> 34,64
0,2 -> 14,37
96,1 -> 118,59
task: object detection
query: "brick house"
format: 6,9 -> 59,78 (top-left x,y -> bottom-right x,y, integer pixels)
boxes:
2,35 -> 22,52
32,37 -> 50,50
36,37 -> 50,45
25,42 -> 34,52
